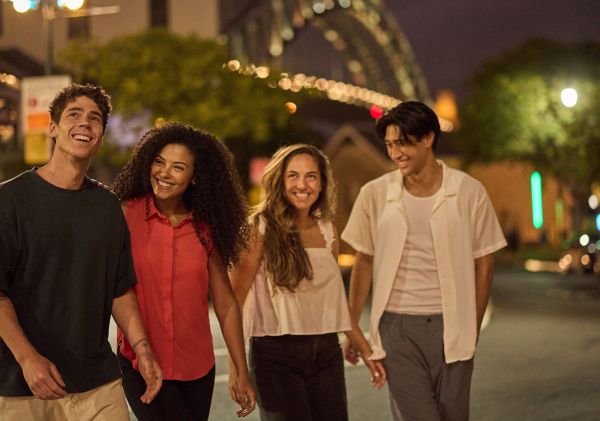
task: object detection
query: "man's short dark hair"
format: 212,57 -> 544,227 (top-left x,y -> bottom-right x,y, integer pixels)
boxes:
49,83 -> 112,133
375,101 -> 441,150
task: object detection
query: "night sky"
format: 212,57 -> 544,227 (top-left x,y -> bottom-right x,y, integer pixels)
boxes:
386,0 -> 600,100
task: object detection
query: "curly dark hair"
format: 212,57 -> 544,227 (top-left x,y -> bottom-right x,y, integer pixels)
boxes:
49,83 -> 112,134
111,122 -> 250,268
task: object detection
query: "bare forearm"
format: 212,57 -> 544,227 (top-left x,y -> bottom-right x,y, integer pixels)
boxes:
0,293 -> 38,364
216,299 -> 248,374
111,288 -> 148,347
474,254 -> 495,331
348,252 -> 374,326
345,326 -> 372,356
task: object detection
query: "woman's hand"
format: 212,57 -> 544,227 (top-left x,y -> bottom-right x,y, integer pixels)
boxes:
229,368 -> 257,417
343,336 -> 360,365
361,352 -> 387,389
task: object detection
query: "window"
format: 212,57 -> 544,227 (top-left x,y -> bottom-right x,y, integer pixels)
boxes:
68,16 -> 90,39
150,0 -> 168,27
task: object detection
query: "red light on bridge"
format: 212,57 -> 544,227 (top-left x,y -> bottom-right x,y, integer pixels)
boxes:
370,105 -> 383,120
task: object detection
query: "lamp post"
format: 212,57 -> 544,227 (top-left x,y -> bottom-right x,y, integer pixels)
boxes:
560,87 -> 578,108
10,0 -> 120,75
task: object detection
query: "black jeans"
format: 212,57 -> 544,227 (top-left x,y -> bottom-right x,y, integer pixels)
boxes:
250,333 -> 348,421
118,351 -> 215,421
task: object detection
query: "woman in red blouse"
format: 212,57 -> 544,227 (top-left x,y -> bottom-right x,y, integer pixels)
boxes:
111,123 -> 255,420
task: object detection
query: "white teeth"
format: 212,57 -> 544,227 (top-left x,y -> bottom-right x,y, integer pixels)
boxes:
73,134 -> 91,141
157,180 -> 171,187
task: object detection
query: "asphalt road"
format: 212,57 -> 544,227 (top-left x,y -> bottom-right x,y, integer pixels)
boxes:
114,268 -> 600,420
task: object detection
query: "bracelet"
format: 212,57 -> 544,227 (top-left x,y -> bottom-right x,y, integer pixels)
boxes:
131,337 -> 148,350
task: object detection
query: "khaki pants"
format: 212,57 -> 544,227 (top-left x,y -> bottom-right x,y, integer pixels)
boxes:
0,378 -> 130,421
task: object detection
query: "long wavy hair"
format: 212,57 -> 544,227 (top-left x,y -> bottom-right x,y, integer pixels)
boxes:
111,122 -> 249,268
252,144 -> 336,291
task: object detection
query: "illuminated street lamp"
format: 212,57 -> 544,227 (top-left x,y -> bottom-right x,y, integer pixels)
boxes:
560,87 -> 578,108
9,0 -> 119,75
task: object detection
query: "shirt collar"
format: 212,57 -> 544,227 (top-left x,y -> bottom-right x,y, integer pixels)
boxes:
386,159 -> 457,202
145,195 -> 193,225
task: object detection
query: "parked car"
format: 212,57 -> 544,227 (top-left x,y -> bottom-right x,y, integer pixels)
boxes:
558,233 -> 600,276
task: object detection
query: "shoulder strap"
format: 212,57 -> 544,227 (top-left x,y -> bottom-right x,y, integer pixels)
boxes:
317,219 -> 334,252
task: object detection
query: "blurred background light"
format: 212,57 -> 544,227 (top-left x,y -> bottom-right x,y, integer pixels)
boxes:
579,234 -> 590,247
530,171 -> 544,229
63,0 -> 85,10
369,105 -> 383,119
285,101 -> 297,114
560,88 -> 578,108
12,0 -> 34,13
337,254 -> 355,267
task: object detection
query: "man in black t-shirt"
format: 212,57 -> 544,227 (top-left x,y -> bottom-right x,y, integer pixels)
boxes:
0,84 -> 162,420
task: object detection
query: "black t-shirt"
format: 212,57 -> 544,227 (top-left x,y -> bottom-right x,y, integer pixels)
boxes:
0,169 -> 136,396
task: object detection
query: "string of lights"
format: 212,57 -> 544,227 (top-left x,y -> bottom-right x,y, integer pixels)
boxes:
224,59 -> 454,132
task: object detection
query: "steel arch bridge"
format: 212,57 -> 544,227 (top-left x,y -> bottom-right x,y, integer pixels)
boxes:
220,0 -> 431,102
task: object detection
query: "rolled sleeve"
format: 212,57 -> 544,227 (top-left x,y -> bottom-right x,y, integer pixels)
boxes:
341,187 -> 375,256
472,186 -> 507,258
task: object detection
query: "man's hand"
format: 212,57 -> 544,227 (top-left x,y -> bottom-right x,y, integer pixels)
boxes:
20,352 -> 66,400
135,341 -> 162,404
111,289 -> 162,403
344,328 -> 386,389
362,355 -> 387,389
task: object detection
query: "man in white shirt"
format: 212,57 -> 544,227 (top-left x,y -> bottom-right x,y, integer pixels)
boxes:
342,101 -> 506,421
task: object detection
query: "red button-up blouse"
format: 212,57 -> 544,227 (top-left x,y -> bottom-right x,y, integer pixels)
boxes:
118,195 -> 215,380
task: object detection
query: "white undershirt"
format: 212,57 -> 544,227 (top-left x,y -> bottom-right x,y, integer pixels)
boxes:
386,188 -> 443,315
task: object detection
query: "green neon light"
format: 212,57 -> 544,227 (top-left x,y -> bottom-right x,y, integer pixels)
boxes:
530,171 -> 544,229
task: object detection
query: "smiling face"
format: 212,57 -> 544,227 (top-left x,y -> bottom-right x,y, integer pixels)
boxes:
385,124 -> 433,178
283,153 -> 322,216
149,143 -> 195,207
49,95 -> 105,162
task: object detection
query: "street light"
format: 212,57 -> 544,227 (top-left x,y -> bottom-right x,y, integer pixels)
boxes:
560,87 -> 578,108
9,0 -> 119,74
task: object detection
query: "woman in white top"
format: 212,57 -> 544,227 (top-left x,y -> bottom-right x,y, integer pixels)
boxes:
229,144 -> 386,421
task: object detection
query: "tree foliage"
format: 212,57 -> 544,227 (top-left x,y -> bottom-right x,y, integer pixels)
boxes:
457,39 -> 600,228
58,29 -> 302,164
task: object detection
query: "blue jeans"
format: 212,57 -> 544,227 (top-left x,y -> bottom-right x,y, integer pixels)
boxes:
250,333 -> 348,421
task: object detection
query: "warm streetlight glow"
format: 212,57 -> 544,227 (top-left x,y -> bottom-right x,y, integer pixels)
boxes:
560,88 -> 578,108
284,102 -> 297,114
12,0 -> 33,13
63,0 -> 85,10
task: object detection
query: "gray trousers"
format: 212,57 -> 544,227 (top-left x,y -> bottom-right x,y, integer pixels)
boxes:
379,312 -> 473,421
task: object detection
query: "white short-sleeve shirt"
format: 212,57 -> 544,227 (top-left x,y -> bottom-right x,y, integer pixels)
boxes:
342,160 -> 507,363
